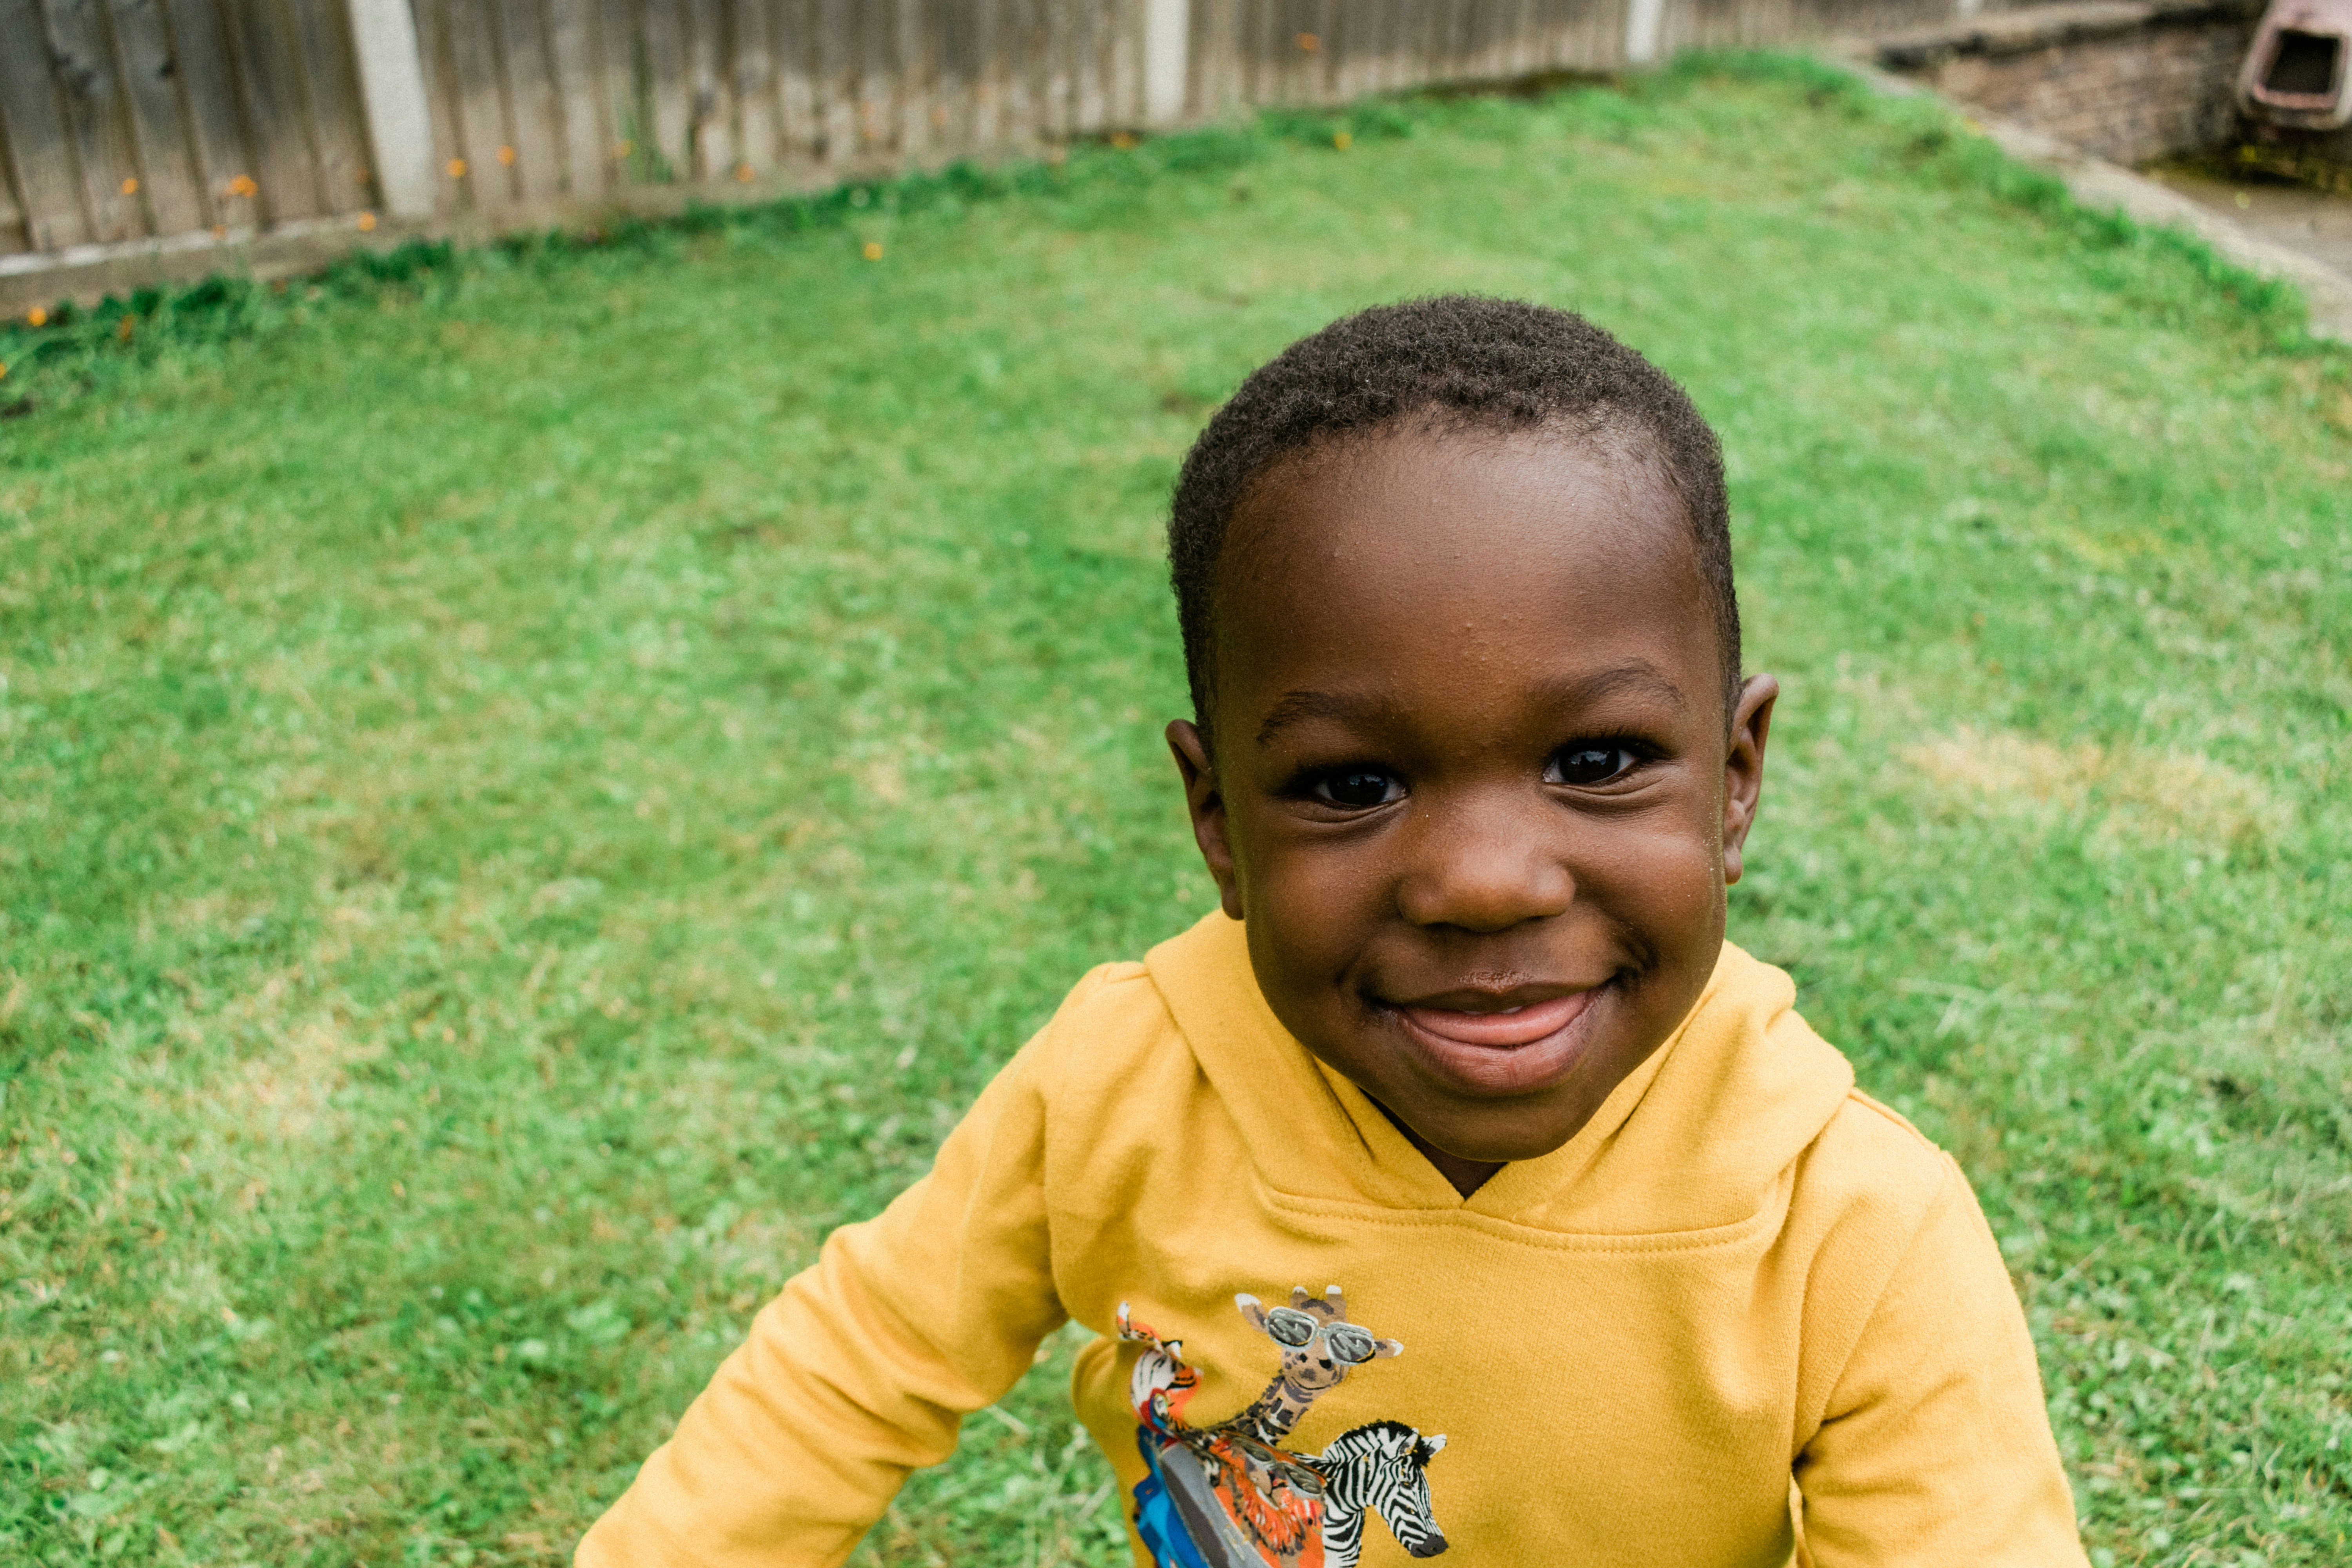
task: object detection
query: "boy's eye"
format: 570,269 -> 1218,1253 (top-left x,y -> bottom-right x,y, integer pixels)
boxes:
1312,769 -> 1405,809
1548,746 -> 1639,786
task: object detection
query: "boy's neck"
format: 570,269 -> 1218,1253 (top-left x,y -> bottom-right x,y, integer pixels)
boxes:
1368,1096 -> 1504,1198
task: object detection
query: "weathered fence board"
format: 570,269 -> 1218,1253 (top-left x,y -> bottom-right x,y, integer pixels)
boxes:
0,0 -> 92,250
162,0 -> 256,229
2,0 -> 1981,289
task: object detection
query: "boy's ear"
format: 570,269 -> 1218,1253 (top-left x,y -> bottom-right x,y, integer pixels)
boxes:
1721,674 -> 1779,887
1167,719 -> 1245,921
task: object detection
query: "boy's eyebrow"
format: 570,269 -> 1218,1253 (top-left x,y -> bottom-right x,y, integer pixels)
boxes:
1538,662 -> 1686,710
1256,690 -> 1394,747
1252,662 -> 1685,748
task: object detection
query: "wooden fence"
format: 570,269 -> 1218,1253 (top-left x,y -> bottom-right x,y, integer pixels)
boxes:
0,0 -> 1973,295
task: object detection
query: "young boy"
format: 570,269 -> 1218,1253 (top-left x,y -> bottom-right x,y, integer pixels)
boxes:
578,298 -> 2087,1567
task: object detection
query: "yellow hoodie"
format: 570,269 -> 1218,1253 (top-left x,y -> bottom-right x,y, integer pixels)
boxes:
577,915 -> 2085,1568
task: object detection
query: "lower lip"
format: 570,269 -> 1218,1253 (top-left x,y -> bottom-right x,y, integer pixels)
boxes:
1390,990 -> 1602,1094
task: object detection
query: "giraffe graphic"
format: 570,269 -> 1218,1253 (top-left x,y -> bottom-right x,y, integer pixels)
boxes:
1118,1290 -> 1448,1568
1230,1286 -> 1403,1446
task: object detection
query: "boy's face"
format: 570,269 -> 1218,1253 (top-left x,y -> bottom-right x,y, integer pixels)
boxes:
1169,427 -> 1776,1178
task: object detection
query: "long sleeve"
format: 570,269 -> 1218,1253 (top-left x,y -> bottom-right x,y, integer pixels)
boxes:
1794,1154 -> 2088,1566
574,985 -> 1087,1568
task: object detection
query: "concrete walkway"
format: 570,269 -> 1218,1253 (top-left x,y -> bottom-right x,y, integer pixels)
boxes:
2143,165 -> 2352,278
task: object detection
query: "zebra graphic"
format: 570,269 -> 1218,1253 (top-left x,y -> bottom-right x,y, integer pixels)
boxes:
1119,1296 -> 1450,1568
1312,1421 -> 1448,1567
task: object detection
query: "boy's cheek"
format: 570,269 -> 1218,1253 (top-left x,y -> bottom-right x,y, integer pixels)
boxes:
1583,818 -> 1730,922
1245,865 -> 1383,985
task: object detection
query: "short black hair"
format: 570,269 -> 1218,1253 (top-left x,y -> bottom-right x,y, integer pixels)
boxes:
1167,296 -> 1738,739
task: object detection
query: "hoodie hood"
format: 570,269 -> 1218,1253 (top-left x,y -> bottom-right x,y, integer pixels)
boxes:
1143,911 -> 1856,1236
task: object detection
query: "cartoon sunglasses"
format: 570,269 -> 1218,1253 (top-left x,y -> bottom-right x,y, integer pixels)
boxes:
1262,1307 -> 1381,1365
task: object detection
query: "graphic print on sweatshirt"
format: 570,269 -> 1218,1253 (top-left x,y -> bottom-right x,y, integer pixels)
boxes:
1118,1287 -> 1448,1568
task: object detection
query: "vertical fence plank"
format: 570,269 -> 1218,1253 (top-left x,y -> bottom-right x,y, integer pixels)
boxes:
641,0 -> 689,180
1180,0 -> 1213,118
489,0 -> 565,202
997,0 -> 1032,146
1383,0 -> 1411,94
286,0 -> 372,213
930,0 -> 971,152
1041,0 -> 1070,142
1306,0 -> 1337,103
681,0 -> 729,180
1536,0 -> 1568,71
965,0 -> 998,147
855,0 -> 891,157
409,0 -> 462,210
592,0 -> 639,186
347,0 -> 439,216
1379,0 -> 1415,91
1328,0 -> 1363,103
731,0 -> 778,175
1070,0 -> 1101,131
215,0 -> 325,222
896,0 -> 927,156
1474,0 -> 1505,81
106,0 -> 208,235
153,0 -> 242,226
1588,0 -> 1627,69
1493,0 -> 1523,77
39,0 -> 146,241
1107,0 -> 1136,126
0,0 -> 94,249
543,0 -> 607,197
1231,0 -> 1259,105
1109,0 -> 1135,125
437,0 -> 518,208
773,0 -> 818,163
1430,0 -> 1459,85
1014,0 -> 1040,142
812,0 -> 850,162
1345,0 -> 1381,93
1274,0 -> 1305,105
0,125 -> 25,252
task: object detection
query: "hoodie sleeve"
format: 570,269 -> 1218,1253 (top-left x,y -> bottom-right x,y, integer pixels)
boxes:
572,972 -> 1106,1568
1793,1153 -> 2089,1567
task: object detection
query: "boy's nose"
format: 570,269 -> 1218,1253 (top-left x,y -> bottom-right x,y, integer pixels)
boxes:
1394,800 -> 1575,932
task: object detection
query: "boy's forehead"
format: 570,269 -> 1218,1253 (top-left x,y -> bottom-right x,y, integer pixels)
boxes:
1214,430 -> 1709,691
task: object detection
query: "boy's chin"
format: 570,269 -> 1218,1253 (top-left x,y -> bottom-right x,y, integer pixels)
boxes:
1393,1096 -> 1598,1165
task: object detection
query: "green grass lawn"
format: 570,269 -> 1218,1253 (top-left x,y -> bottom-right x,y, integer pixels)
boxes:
3,56 -> 2348,1568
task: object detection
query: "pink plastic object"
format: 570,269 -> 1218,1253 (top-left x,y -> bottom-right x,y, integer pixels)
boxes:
2239,0 -> 2352,129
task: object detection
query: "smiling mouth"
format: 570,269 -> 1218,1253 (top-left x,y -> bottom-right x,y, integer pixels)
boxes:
1396,990 -> 1595,1048
1383,985 -> 1606,1094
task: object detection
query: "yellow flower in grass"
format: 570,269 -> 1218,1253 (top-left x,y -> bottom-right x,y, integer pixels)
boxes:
862,241 -> 884,261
